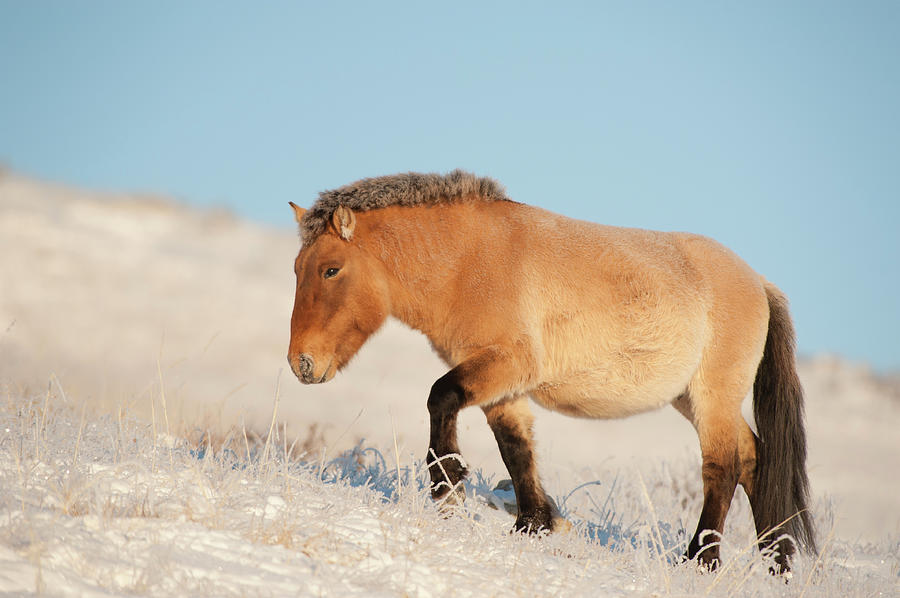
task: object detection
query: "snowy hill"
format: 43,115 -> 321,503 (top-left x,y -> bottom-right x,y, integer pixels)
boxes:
1,172 -> 898,595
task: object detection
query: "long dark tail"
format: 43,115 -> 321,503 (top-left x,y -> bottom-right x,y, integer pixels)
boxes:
751,283 -> 817,559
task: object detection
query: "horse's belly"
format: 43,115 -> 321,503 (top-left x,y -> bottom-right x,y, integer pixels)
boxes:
530,368 -> 690,419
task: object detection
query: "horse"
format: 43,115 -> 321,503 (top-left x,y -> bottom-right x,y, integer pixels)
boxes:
286,170 -> 816,572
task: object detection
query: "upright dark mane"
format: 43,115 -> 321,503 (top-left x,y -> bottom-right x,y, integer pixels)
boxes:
300,170 -> 510,243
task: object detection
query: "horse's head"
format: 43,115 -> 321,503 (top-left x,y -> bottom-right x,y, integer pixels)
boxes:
287,203 -> 390,384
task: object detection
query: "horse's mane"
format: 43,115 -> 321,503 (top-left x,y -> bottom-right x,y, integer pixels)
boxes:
300,170 -> 511,243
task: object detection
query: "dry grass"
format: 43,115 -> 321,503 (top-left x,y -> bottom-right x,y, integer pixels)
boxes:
1,382 -> 896,597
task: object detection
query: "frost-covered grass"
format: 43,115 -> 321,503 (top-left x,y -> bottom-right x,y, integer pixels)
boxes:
1,390 -> 896,597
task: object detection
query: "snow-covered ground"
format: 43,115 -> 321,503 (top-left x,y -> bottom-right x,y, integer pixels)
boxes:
2,388 -> 897,596
1,172 -> 898,595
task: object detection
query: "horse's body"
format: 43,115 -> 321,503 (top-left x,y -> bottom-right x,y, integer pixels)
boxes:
287,171 -> 815,572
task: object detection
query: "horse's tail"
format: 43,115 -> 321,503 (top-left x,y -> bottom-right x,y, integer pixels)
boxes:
751,282 -> 817,558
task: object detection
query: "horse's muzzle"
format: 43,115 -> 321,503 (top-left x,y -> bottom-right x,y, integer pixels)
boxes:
289,353 -> 328,384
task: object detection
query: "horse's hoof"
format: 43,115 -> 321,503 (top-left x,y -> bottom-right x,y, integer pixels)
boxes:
681,550 -> 719,572
489,479 -> 572,535
432,482 -> 467,510
766,559 -> 793,579
513,509 -> 554,534
427,456 -> 468,503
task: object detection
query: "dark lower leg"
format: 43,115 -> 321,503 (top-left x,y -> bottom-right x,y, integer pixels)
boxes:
425,348 -> 537,504
687,456 -> 740,569
483,397 -> 552,532
426,372 -> 468,499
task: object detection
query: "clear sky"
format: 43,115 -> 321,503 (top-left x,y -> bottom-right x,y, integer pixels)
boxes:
2,2 -> 898,370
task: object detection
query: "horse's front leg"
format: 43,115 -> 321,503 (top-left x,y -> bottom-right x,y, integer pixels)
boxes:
425,346 -> 536,504
482,395 -> 554,532
426,370 -> 469,503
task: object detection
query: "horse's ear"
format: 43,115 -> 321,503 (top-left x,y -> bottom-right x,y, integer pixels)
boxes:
288,201 -> 306,225
331,205 -> 356,241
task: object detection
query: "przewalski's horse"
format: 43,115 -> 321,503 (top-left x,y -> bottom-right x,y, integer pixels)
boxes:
287,170 -> 815,572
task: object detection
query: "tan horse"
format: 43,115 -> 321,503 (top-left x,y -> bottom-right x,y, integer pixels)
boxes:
287,170 -> 815,572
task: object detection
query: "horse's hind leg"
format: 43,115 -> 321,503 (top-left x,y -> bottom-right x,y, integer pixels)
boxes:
675,408 -> 767,567
482,395 -> 554,532
675,384 -> 744,570
736,422 -> 758,506
691,410 -> 742,568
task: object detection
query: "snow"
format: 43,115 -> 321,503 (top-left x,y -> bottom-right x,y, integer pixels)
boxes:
1,394 -> 897,597
1,172 -> 898,596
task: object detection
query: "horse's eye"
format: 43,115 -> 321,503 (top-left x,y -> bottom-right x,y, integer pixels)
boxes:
324,267 -> 340,279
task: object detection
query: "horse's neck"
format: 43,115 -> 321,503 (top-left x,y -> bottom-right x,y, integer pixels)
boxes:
359,205 -> 478,338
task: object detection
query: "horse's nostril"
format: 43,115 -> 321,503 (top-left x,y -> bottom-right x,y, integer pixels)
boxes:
289,353 -> 316,382
299,354 -> 314,378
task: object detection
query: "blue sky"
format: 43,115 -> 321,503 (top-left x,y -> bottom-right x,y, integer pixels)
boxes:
2,2 -> 898,370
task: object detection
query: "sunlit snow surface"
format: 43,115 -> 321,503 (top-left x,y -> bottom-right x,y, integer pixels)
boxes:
1,396 -> 896,597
